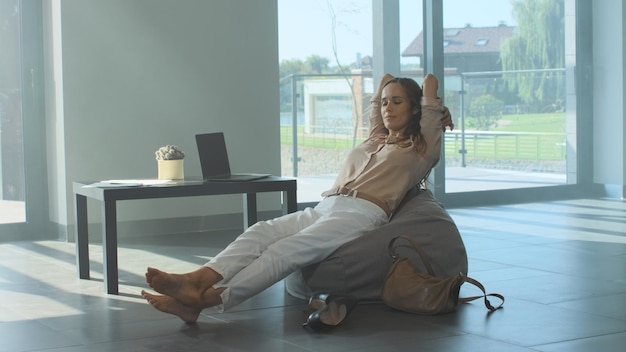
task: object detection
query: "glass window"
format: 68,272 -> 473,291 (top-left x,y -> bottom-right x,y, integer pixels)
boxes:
0,0 -> 26,224
279,0 -> 577,204
400,0 -> 424,71
278,0 -> 373,203
0,0 -> 47,240
440,0 -> 572,193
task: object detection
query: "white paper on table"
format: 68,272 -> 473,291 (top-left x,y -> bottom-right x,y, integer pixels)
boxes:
84,179 -> 174,188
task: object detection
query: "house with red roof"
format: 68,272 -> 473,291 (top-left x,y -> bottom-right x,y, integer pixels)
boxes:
402,23 -> 516,73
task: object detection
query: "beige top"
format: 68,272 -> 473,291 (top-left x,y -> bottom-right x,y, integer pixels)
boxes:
322,96 -> 443,217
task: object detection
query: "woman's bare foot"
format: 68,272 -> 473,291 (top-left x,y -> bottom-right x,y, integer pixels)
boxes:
145,267 -> 200,308
145,266 -> 224,308
145,267 -> 183,294
141,290 -> 201,324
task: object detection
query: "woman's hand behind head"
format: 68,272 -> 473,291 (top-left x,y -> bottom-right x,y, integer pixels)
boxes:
422,74 -> 438,98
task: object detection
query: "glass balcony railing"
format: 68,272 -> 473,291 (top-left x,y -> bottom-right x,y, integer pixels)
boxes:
280,69 -> 570,202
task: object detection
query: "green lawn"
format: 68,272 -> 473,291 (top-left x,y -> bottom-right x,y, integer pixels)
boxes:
495,112 -> 566,133
281,112 -> 567,157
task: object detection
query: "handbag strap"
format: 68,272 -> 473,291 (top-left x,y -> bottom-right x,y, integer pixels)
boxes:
459,276 -> 505,312
388,236 -> 504,312
387,235 -> 436,276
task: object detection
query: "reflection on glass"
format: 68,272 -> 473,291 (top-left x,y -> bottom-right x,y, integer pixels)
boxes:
0,0 -> 26,224
440,0 -> 570,193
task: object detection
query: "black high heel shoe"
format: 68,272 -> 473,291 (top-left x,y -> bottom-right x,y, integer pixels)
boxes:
302,295 -> 358,331
304,292 -> 331,315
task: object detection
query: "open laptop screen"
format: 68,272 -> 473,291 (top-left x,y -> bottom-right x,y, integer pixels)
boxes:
195,132 -> 270,182
195,132 -> 232,178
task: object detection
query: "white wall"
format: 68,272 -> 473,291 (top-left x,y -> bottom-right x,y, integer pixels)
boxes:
592,0 -> 626,197
47,0 -> 280,237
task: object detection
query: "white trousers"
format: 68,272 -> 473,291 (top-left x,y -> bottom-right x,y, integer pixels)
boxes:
204,195 -> 388,312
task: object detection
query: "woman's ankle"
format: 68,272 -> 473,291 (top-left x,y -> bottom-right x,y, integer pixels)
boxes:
189,266 -> 223,289
200,286 -> 226,308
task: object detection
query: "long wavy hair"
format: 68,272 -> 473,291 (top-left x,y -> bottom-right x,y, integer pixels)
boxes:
378,77 -> 427,154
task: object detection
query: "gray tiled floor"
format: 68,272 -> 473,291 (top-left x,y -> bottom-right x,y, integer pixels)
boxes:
1,197 -> 625,351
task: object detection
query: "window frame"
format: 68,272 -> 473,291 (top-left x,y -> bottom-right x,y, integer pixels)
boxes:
0,0 -> 49,241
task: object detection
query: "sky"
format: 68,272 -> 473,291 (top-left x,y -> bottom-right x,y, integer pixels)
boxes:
278,0 -> 516,65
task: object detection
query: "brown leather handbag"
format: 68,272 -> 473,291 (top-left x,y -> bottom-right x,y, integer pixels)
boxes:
381,236 -> 504,315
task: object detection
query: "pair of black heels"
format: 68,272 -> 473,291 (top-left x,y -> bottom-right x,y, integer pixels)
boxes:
302,293 -> 358,331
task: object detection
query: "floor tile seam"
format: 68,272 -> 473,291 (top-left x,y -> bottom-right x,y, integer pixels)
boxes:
464,240 -> 612,259
453,209 -> 623,233
0,247 -> 78,273
60,322 -> 190,346
550,290 -> 626,306
342,330 -> 468,350
217,303 -> 305,316
464,244 -> 550,257
548,301 -> 626,323
494,282 -> 626,308
460,226 -> 626,245
193,313 -> 312,343
528,330 -> 626,350
464,257 -> 554,273
462,265 -> 555,281
457,227 -> 572,243
443,323 -> 536,349
451,198 -> 625,211
541,244 -> 626,257
2,319 -> 87,348
460,275 -> 568,302
460,231 -> 529,246
473,265 -> 626,286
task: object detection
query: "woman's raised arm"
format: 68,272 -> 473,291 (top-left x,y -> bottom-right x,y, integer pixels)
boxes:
369,73 -> 394,137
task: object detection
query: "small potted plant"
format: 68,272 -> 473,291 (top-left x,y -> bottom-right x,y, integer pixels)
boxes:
155,145 -> 185,180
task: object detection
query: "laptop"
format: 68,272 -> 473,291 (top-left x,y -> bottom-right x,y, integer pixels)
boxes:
195,132 -> 270,182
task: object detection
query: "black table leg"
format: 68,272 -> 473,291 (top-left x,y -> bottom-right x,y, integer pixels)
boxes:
284,189 -> 297,214
243,192 -> 258,229
75,194 -> 90,279
102,199 -> 119,294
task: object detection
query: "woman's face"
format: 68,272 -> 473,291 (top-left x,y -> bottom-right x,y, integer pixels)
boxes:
380,82 -> 417,135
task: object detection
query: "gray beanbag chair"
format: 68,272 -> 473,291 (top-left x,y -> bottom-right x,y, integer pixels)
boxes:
285,188 -> 468,301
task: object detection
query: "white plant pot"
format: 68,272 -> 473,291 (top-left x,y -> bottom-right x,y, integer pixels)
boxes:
157,159 -> 184,180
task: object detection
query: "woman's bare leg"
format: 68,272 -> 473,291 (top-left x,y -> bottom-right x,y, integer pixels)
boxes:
145,266 -> 223,308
